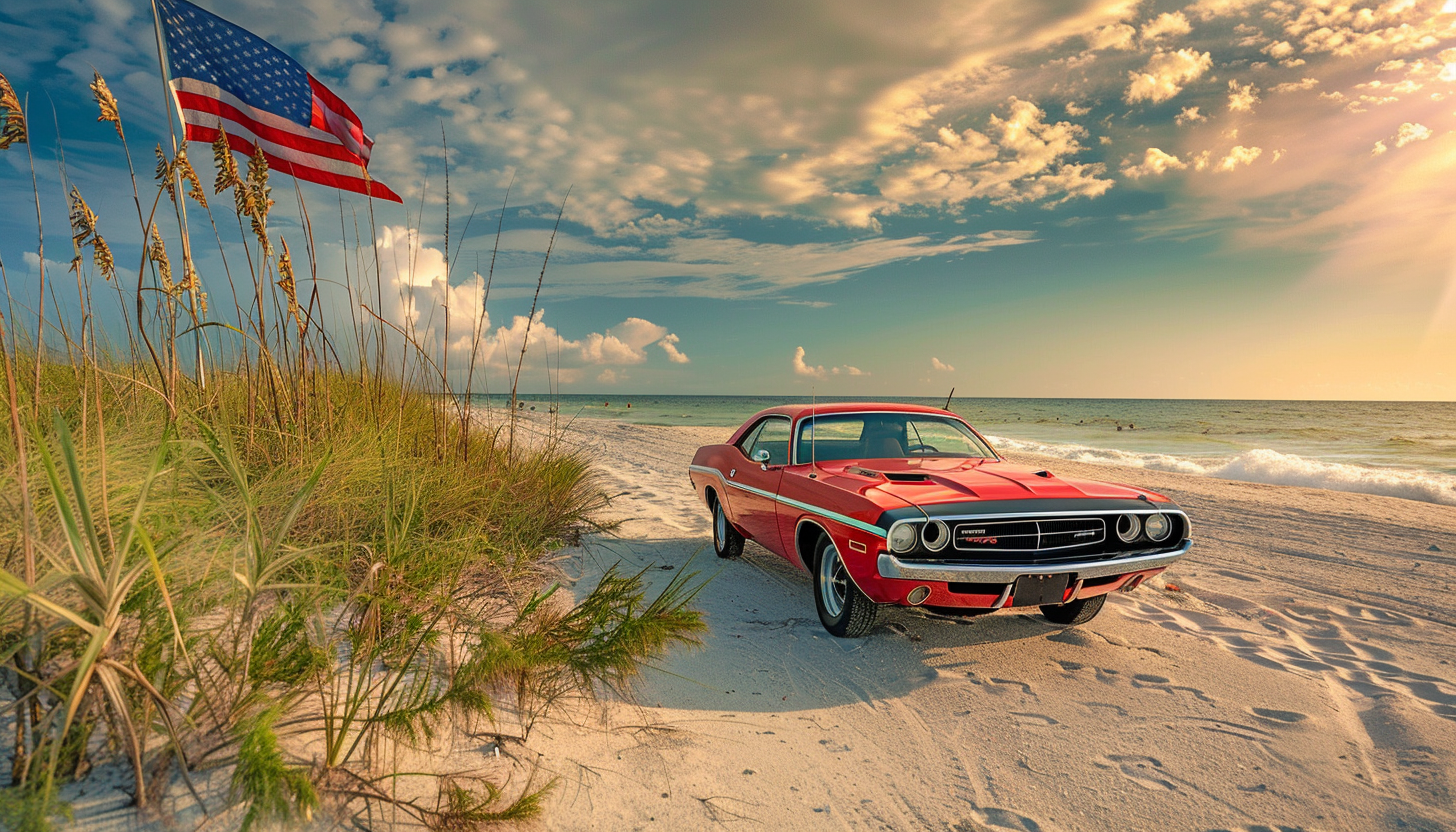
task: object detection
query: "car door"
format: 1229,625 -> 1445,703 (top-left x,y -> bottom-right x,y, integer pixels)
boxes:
727,415 -> 791,555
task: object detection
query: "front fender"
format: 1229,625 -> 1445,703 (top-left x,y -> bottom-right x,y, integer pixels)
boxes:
793,516 -> 907,605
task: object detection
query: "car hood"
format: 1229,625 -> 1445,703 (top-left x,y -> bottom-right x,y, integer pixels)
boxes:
818,458 -> 1163,507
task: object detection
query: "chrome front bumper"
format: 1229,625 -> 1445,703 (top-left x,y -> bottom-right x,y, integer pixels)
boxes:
876,539 -> 1192,584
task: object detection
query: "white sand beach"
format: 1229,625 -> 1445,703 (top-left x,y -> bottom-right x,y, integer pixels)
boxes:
521,417 -> 1456,832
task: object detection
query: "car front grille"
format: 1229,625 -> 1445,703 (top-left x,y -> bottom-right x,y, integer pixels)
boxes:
953,517 -> 1105,554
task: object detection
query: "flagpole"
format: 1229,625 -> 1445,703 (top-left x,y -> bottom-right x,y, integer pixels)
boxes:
149,0 -> 207,393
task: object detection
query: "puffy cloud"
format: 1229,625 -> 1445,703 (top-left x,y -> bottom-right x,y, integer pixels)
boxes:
597,369 -> 621,384
1175,106 -> 1206,125
659,333 -> 690,364
371,227 -> 687,385
1263,40 -> 1296,59
1216,145 -> 1263,171
1140,13 -> 1191,42
931,357 -> 955,371
1125,49 -> 1213,104
877,98 -> 1112,208
1396,122 -> 1433,146
792,346 -> 827,380
1227,80 -> 1261,112
1122,148 -> 1187,179
1086,23 -> 1137,51
1372,140 -> 1389,155
1270,77 -> 1320,93
792,347 -> 867,379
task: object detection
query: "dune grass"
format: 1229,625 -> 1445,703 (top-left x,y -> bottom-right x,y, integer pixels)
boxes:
0,69 -> 705,830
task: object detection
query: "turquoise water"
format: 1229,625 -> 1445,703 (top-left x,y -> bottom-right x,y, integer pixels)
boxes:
475,395 -> 1456,505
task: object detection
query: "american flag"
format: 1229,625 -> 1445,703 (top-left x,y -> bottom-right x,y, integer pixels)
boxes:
156,0 -> 402,202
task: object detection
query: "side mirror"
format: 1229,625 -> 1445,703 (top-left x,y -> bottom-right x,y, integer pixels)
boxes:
751,449 -> 771,464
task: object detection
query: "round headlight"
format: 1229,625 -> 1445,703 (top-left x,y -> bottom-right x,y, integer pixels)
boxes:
921,519 -> 950,552
889,523 -> 919,553
1144,513 -> 1172,541
1115,513 -> 1142,543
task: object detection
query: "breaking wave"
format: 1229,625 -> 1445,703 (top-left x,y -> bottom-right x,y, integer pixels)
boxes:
986,435 -> 1456,507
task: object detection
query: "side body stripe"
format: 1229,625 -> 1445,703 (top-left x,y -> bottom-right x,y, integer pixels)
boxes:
688,464 -> 888,538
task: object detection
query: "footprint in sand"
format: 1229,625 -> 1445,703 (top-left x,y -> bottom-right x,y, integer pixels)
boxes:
1250,707 -> 1308,724
1010,712 -> 1059,727
1098,754 -> 1177,791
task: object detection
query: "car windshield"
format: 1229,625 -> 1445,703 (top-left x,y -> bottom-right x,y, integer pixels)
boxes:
794,413 -> 998,463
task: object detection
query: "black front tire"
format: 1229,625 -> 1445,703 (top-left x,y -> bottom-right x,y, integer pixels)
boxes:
1040,594 -> 1106,626
812,535 -> 879,638
712,498 -> 744,559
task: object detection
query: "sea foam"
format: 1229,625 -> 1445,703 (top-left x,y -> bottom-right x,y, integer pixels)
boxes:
986,436 -> 1456,507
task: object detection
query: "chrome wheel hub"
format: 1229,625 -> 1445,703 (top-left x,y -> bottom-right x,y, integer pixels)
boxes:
818,543 -> 848,617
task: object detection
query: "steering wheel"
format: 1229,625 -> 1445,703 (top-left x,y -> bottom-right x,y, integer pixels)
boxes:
906,443 -> 939,454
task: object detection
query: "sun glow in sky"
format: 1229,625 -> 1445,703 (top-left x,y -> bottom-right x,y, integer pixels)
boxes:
2,0 -> 1455,399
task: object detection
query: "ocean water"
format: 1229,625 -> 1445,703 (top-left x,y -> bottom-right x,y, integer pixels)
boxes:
476,395 -> 1456,507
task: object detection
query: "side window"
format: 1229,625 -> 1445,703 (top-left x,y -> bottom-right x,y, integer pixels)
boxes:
736,420 -> 768,456
746,417 -> 792,466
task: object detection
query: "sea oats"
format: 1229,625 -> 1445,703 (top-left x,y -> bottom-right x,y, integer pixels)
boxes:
93,235 -> 116,282
155,144 -> 177,203
66,187 -> 116,281
69,186 -> 99,248
149,223 -> 174,293
0,71 -> 26,149
180,258 -> 200,296
212,127 -> 241,194
175,145 -> 208,208
90,72 -> 122,139
246,145 -> 274,256
277,237 -> 302,330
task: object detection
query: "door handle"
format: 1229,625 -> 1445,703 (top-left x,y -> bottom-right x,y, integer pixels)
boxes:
729,468 -> 736,478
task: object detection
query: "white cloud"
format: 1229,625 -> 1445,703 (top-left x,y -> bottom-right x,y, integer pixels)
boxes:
1372,140 -> 1389,155
1086,23 -> 1137,51
597,368 -> 621,384
1270,77 -> 1320,93
793,346 -> 868,379
1140,13 -> 1191,42
1395,122 -> 1433,146
1263,40 -> 1296,59
659,333 -> 690,364
877,98 -> 1112,209
1122,148 -> 1187,179
370,227 -> 688,384
1227,80 -> 1261,112
1065,101 -> 1091,117
1125,49 -> 1213,104
1216,145 -> 1263,171
1175,106 -> 1206,125
792,346 -> 827,380
931,357 -> 955,371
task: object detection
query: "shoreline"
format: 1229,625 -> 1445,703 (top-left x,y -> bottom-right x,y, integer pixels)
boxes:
522,417 -> 1456,831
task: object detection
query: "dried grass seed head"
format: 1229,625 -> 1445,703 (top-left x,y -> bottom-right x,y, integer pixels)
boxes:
149,223 -> 174,292
175,145 -> 208,208
90,72 -> 122,138
0,71 -> 26,149
211,127 -> 241,194
277,237 -> 302,328
154,144 -> 177,203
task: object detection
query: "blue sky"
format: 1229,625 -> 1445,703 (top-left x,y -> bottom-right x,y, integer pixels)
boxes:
3,0 -> 1456,399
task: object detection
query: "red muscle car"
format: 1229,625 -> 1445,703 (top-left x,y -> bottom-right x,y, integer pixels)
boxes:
689,403 -> 1192,637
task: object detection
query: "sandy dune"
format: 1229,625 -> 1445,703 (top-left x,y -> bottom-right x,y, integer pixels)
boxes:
523,418 -> 1456,832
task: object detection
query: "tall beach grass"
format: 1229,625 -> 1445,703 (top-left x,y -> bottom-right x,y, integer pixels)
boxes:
0,69 -> 705,830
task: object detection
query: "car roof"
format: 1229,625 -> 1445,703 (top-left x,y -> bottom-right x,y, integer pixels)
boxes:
729,402 -> 960,443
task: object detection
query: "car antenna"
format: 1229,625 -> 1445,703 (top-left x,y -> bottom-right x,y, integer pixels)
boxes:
943,387 -> 955,411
